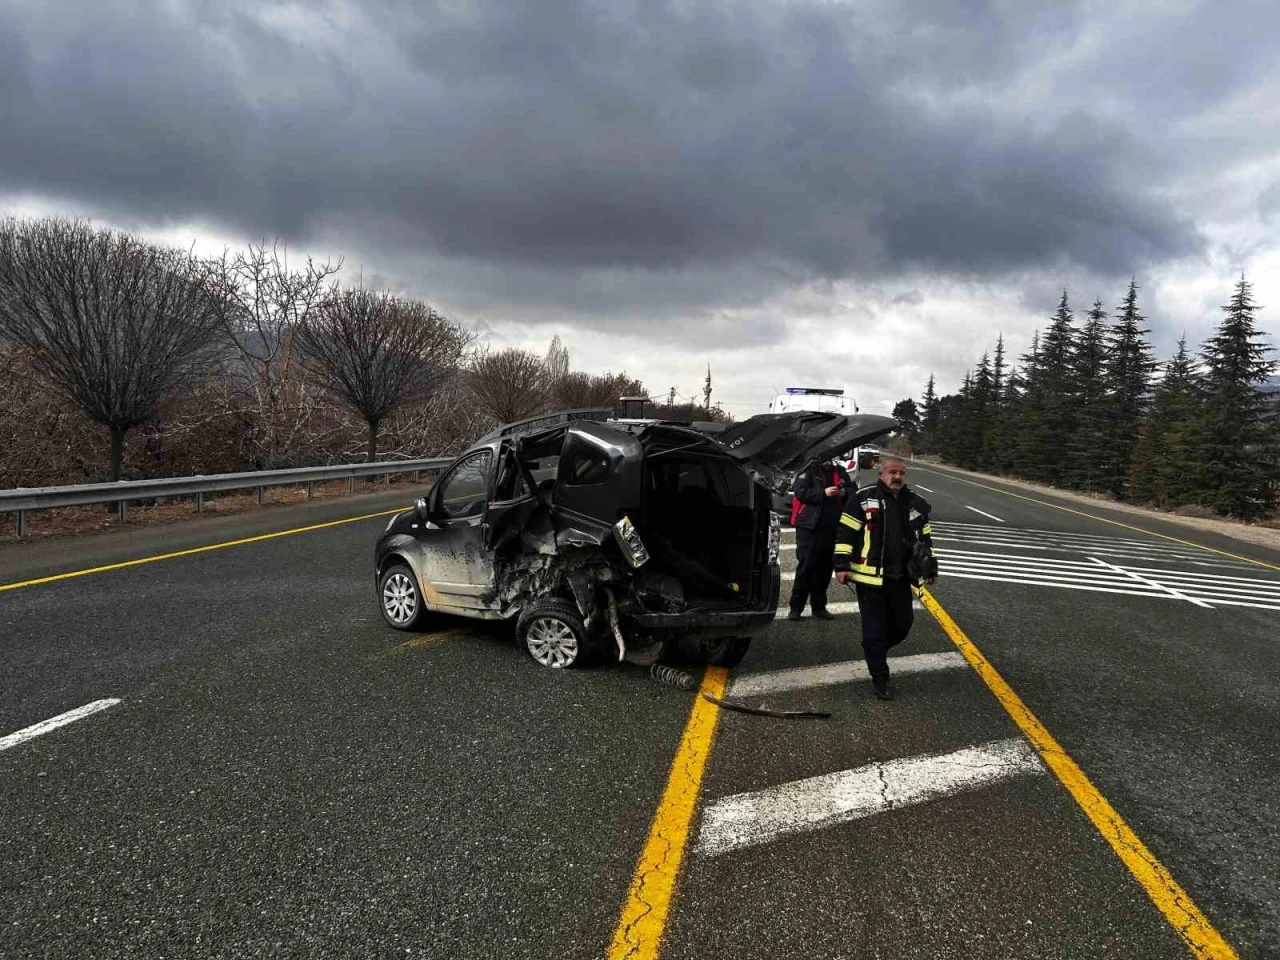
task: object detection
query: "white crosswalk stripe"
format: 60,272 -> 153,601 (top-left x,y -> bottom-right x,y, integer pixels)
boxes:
696,739 -> 1043,857
933,543 -> 1280,610
730,651 -> 966,697
930,520 -> 1255,570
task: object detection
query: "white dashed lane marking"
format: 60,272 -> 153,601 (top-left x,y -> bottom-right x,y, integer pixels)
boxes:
0,698 -> 122,753
964,505 -> 1005,523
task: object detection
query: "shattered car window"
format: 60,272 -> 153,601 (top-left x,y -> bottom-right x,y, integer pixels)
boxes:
563,438 -> 610,485
438,450 -> 492,519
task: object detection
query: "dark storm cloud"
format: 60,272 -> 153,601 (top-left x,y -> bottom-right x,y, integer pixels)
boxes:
5,0 -> 1250,286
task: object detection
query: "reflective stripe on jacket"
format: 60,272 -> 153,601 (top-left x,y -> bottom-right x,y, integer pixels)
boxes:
832,483 -> 935,587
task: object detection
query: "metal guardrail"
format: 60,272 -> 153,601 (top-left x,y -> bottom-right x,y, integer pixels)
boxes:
2,458 -> 454,539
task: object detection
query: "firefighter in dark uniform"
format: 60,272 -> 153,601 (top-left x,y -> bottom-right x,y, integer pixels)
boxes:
787,457 -> 853,620
834,455 -> 938,699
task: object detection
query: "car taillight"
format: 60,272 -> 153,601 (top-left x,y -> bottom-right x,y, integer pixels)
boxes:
768,511 -> 781,563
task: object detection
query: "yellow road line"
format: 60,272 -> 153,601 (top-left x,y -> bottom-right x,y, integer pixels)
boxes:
0,507 -> 407,593
608,666 -> 729,960
912,465 -> 1280,573
919,588 -> 1239,960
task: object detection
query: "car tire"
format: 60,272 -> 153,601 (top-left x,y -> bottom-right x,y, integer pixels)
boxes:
379,562 -> 430,631
699,636 -> 751,668
517,598 -> 591,668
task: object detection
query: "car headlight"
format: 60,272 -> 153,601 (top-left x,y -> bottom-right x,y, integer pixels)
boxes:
768,511 -> 781,563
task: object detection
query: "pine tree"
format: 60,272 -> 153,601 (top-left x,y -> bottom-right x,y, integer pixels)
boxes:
1196,275 -> 1277,517
941,371 -> 980,467
1009,332 -> 1046,480
1033,291 -> 1079,484
984,335 -> 1007,468
1064,298 -> 1110,491
919,374 -> 940,453
971,352 -> 996,465
992,359 -> 1023,473
1103,279 -> 1156,496
992,334 -> 1006,400
891,398 -> 921,447
1128,337 -> 1203,507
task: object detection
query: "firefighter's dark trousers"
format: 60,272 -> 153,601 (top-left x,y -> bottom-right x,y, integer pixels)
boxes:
855,579 -> 915,681
789,525 -> 836,615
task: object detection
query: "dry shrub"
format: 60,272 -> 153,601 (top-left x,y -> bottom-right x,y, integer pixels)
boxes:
1172,503 -> 1218,519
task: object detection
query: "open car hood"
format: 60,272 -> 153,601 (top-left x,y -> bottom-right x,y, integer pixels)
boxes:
703,412 -> 899,492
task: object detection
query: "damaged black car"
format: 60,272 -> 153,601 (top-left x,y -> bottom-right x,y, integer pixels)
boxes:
374,409 -> 895,669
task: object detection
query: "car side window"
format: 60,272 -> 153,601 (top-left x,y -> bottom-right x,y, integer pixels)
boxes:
562,439 -> 609,485
436,450 -> 493,520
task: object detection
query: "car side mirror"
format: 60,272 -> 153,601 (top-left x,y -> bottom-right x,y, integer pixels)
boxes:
415,496 -> 430,522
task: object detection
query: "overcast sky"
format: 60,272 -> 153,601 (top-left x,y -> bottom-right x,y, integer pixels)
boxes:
3,0 -> 1277,417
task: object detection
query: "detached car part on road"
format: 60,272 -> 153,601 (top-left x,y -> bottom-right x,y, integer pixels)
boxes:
375,410 -> 895,668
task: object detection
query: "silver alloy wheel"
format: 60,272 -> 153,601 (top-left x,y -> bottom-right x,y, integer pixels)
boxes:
525,616 -> 579,668
382,571 -> 419,625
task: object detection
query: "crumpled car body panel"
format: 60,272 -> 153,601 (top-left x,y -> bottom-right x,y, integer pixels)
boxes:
374,410 -> 896,653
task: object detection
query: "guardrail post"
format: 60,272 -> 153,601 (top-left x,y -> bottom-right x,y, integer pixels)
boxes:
16,510 -> 26,539
384,472 -> 391,485
197,491 -> 205,513
307,482 -> 315,500
257,486 -> 264,504
347,477 -> 354,495
118,500 -> 128,523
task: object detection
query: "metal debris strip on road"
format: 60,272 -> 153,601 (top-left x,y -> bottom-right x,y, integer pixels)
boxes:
648,664 -> 832,720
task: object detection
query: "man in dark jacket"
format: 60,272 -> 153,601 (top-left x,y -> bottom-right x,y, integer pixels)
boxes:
787,457 -> 853,620
834,455 -> 937,699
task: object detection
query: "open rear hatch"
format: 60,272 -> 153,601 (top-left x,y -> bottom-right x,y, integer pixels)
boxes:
701,412 -> 899,492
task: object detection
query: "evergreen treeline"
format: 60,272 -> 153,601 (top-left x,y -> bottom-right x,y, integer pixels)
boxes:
916,277 -> 1279,520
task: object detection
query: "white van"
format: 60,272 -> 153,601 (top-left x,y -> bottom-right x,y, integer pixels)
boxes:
768,387 -> 858,416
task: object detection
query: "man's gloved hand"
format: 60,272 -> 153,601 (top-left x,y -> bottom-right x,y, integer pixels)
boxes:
909,542 -> 938,584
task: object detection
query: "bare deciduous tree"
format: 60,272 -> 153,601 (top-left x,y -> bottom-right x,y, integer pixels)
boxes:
203,241 -> 341,467
0,217 -> 223,480
296,289 -> 473,461
550,370 -> 644,409
543,334 -> 570,386
465,347 -> 549,426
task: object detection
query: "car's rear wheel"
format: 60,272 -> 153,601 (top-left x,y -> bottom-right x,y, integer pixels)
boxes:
699,636 -> 751,667
379,562 -> 430,630
517,598 -> 590,668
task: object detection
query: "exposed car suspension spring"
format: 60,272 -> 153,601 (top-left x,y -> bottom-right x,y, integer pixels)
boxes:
650,663 -> 696,691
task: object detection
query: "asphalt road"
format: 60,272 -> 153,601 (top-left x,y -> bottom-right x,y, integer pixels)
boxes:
2,467 -> 1277,959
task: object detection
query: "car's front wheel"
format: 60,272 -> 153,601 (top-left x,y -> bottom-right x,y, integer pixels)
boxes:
517,598 -> 591,668
379,562 -> 430,630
